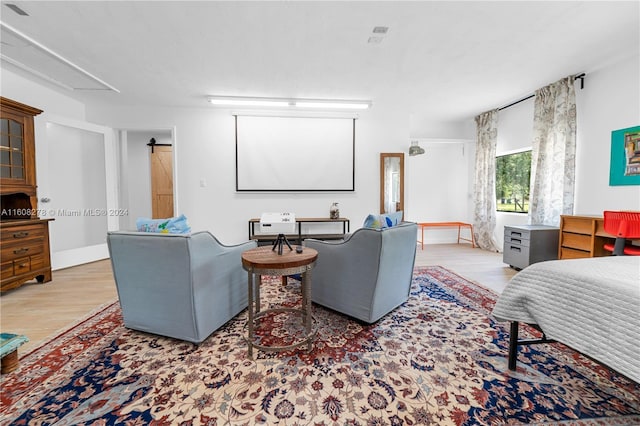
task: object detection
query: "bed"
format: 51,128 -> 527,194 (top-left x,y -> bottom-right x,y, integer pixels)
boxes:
492,255 -> 640,383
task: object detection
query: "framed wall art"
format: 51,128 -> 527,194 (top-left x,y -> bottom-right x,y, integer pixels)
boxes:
609,125 -> 640,186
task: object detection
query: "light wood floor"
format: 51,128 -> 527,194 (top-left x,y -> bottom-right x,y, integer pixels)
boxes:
1,243 -> 517,357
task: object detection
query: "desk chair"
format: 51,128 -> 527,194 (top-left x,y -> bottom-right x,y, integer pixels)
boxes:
603,211 -> 640,256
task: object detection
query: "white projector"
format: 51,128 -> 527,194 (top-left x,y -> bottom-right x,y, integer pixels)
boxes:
260,212 -> 296,234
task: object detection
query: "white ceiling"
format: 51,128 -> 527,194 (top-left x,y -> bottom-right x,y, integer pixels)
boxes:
1,1 -> 638,123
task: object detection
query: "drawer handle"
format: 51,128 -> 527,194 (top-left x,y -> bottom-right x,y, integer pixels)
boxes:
511,238 -> 521,244
12,231 -> 29,238
511,231 -> 522,237
16,263 -> 29,269
13,248 -> 29,255
510,246 -> 521,252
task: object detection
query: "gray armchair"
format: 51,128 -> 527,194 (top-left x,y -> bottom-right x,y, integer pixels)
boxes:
107,231 -> 257,343
304,221 -> 417,323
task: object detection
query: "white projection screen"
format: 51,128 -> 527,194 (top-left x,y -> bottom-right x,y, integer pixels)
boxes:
235,115 -> 355,191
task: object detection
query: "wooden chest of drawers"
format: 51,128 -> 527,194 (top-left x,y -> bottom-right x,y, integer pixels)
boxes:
503,225 -> 559,270
0,219 -> 52,292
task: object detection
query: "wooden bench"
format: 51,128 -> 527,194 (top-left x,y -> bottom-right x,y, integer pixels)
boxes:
417,222 -> 476,250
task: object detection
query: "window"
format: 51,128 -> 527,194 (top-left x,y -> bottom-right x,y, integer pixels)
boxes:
496,150 -> 531,213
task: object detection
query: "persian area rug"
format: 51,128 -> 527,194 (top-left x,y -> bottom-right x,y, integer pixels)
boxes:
1,267 -> 639,426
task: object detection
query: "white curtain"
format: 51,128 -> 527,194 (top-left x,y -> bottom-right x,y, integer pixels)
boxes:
473,109 -> 501,252
529,76 -> 577,226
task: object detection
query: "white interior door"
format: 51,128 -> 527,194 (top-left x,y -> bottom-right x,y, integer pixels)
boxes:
37,115 -> 118,270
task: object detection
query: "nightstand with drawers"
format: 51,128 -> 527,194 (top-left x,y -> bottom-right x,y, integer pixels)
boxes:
503,225 -> 559,270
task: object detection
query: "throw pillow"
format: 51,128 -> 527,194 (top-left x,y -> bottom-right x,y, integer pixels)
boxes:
136,214 -> 191,234
363,211 -> 403,229
381,211 -> 403,227
363,213 -> 384,229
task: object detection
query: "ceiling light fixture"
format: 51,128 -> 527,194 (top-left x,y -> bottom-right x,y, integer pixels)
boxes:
207,96 -> 371,110
294,101 -> 370,110
207,97 -> 290,107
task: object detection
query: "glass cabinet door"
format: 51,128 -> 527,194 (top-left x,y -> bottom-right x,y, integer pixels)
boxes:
0,117 -> 25,179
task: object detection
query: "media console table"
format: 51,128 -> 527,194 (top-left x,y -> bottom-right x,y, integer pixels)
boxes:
248,217 -> 350,245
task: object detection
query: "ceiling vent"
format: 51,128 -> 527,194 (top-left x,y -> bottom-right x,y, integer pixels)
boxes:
5,4 -> 29,16
0,21 -> 119,92
369,26 -> 389,44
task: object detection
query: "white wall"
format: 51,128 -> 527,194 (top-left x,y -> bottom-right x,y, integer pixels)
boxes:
410,118 -> 475,140
0,68 -> 86,119
1,68 -> 87,210
405,140 -> 475,244
490,55 -> 639,251
403,115 -> 475,245
86,104 -> 414,244
4,52 -> 638,251
574,54 -> 640,214
496,97 -> 534,154
46,123 -> 107,251
408,54 -> 640,250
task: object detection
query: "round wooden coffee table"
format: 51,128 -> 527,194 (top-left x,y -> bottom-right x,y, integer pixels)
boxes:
241,245 -> 318,358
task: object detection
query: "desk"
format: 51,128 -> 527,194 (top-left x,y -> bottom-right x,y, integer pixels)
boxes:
248,217 -> 350,245
241,246 -> 318,358
558,215 -> 615,259
417,222 -> 476,250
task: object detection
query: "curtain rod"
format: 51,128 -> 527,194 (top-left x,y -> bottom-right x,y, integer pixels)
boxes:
498,73 -> 586,111
498,94 -> 535,111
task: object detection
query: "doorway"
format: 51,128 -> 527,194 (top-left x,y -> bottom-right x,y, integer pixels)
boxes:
39,117 -> 118,270
119,129 -> 175,230
150,144 -> 174,218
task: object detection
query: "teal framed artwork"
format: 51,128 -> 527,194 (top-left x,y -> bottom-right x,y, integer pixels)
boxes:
609,125 -> 640,186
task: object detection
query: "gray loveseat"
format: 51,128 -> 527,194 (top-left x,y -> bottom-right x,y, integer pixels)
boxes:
107,231 -> 256,343
304,221 -> 417,323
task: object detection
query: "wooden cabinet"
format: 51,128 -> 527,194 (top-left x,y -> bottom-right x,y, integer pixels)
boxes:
1,97 -> 42,218
558,215 -> 615,259
0,97 -> 52,292
1,219 -> 52,291
503,225 -> 559,270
